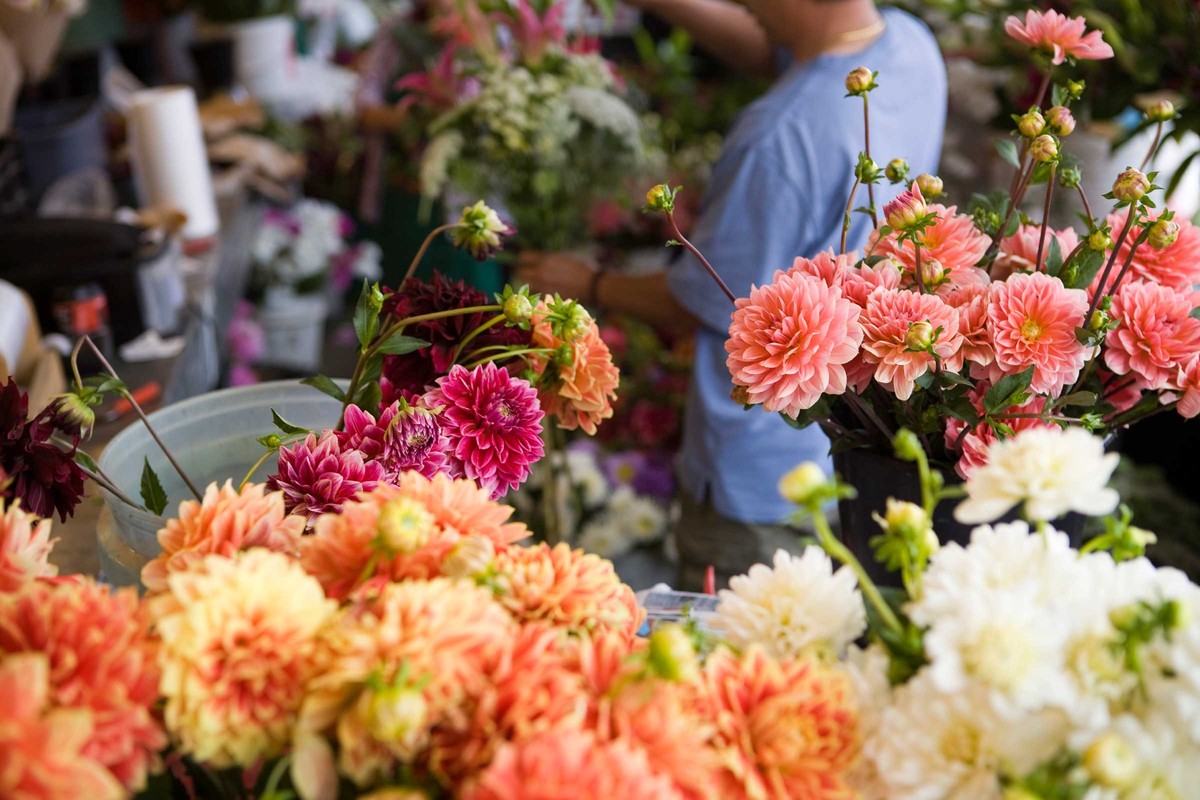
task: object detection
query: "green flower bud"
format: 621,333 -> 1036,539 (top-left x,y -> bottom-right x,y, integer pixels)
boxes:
441,535 -> 496,580
914,173 -> 944,199
1112,168 -> 1150,203
892,429 -> 924,462
48,392 -> 96,439
885,158 -> 910,183
453,201 -> 514,260
503,293 -> 533,325
919,257 -> 946,288
1058,163 -> 1082,188
1147,218 -> 1180,250
648,623 -> 698,681
1145,99 -> 1176,123
1089,309 -> 1109,332
1087,229 -> 1114,251
1067,80 -> 1086,99
645,184 -> 674,212
1083,732 -> 1140,789
778,462 -> 830,507
1029,134 -> 1059,163
363,686 -> 428,758
904,320 -> 936,351
1017,109 -> 1045,139
844,66 -> 875,95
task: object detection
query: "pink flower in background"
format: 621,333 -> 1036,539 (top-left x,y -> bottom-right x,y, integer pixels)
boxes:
1093,212 -> 1200,293
0,498 -> 58,591
840,258 -> 902,307
424,364 -> 545,499
227,364 -> 260,387
859,288 -> 964,400
1177,358 -> 1200,418
987,272 -> 1089,395
1004,9 -> 1114,64
784,249 -> 858,287
1100,366 -> 1145,414
995,224 -> 1080,278
268,432 -> 388,520
599,324 -> 629,359
1105,281 -> 1200,391
588,198 -> 628,239
942,283 -> 994,366
227,301 -> 264,363
505,0 -> 567,65
396,45 -> 478,113
870,205 -> 992,284
725,272 -> 864,417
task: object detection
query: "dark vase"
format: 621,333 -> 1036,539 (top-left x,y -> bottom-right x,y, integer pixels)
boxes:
188,38 -> 235,100
833,447 -> 1086,586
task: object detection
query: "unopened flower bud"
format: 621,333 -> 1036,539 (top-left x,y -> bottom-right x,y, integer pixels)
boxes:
1058,163 -> 1082,188
376,497 -> 435,554
47,392 -> 96,439
1046,105 -> 1076,136
1112,168 -> 1150,203
555,343 -> 575,367
1083,732 -> 1140,789
645,183 -> 674,212
778,462 -> 829,507
1017,109 -> 1045,138
730,385 -> 752,406
364,686 -> 428,757
1163,598 -> 1190,632
648,623 -> 698,681
503,293 -> 533,324
442,535 -> 495,580
1145,99 -> 1176,123
881,499 -> 930,540
560,304 -> 593,342
892,429 -> 924,462
844,66 -> 875,95
914,173 -> 943,198
919,257 -> 946,288
453,201 -> 514,261
1067,80 -> 1086,98
1087,229 -> 1113,251
1029,134 -> 1059,163
1088,309 -> 1109,332
1147,218 -> 1180,249
885,158 -> 909,183
904,320 -> 936,351
883,183 -> 927,230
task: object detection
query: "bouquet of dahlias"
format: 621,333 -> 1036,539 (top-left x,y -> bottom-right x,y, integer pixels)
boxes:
649,10 -> 1200,494
710,422 -> 1200,799
403,0 -> 646,250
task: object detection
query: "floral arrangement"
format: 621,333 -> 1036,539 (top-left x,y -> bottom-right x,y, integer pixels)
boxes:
708,421 -> 1200,799
647,11 -> 1200,487
403,0 -> 646,250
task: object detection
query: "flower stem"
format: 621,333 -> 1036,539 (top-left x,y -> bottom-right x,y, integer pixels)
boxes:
541,425 -> 564,545
843,391 -> 894,442
1104,228 -> 1153,300
840,177 -> 862,255
1076,183 -> 1094,225
398,223 -> 460,293
667,211 -> 736,304
451,314 -> 506,365
1035,165 -> 1056,272
913,241 -> 926,294
1086,205 -> 1139,323
1140,121 -> 1164,172
81,336 -> 202,500
463,347 -> 557,369
811,509 -> 904,637
863,96 -> 877,229
69,339 -> 85,393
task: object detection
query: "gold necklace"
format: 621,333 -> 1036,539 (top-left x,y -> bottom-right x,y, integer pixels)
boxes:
833,17 -> 886,45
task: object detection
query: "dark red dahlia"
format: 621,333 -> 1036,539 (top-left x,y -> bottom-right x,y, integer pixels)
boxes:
0,378 -> 87,522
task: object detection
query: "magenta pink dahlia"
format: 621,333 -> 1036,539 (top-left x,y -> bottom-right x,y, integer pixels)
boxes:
267,432 -> 387,521
422,363 -> 544,499
335,402 -> 451,480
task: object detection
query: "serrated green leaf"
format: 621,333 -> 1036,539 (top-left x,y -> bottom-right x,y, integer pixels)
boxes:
353,280 -> 383,348
983,366 -> 1035,414
300,375 -> 346,402
271,409 -> 308,435
74,450 -> 99,473
995,138 -> 1021,169
140,457 -> 168,515
376,334 -> 431,356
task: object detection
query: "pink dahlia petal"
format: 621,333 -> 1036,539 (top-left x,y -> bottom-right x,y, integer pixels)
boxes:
1092,212 -> 1200,295
267,432 -> 387,521
423,363 -> 545,499
1177,358 -> 1200,419
783,249 -> 858,287
869,204 -> 992,286
859,288 -> 964,400
942,283 -> 994,367
1104,281 -> 1200,391
987,272 -> 1089,395
1004,9 -> 1114,64
994,223 -> 1080,279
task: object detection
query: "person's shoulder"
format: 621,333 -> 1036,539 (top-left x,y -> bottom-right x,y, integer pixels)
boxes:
879,8 -> 942,62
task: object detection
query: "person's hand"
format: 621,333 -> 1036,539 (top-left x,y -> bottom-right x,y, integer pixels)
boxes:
513,252 -> 598,303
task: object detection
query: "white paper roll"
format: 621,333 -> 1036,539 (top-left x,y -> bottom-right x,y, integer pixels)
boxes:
0,279 -> 29,372
127,86 -> 219,241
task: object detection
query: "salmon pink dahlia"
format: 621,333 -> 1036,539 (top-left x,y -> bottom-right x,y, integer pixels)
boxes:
424,363 -> 545,499
725,272 -> 863,417
0,578 -> 165,792
530,303 -> 620,436
0,653 -> 125,800
784,249 -> 858,286
1093,212 -> 1200,293
1177,358 -> 1200,419
840,258 -> 902,308
859,288 -> 964,400
941,283 -> 994,367
141,481 -> 304,593
268,431 -> 388,521
151,549 -> 336,769
1004,9 -> 1114,64
994,224 -> 1080,278
1105,281 -> 1200,390
0,497 -> 57,591
869,204 -> 991,284
987,272 -> 1089,395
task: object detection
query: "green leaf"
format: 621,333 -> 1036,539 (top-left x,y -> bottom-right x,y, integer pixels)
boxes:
983,366 -> 1035,414
1045,236 -> 1064,277
942,395 -> 980,425
375,334 -> 431,356
140,457 -> 168,515
354,382 -> 382,413
300,375 -> 346,402
995,138 -> 1021,169
1051,83 -> 1068,107
1064,249 -> 1106,290
353,280 -> 383,348
1056,391 -> 1098,408
914,371 -> 935,390
1190,307 -> 1200,321
1166,150 -> 1199,200
936,371 -> 973,388
271,409 -> 308,435
74,450 -> 100,473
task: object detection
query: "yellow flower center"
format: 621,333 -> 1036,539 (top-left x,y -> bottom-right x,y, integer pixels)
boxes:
1020,317 -> 1044,341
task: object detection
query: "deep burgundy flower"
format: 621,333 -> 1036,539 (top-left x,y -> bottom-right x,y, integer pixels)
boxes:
0,379 -> 86,522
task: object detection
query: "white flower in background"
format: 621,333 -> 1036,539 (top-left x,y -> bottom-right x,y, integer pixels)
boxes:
576,515 -> 635,560
954,427 -> 1119,525
869,672 -> 1071,800
350,241 -> 383,282
419,131 -> 464,197
712,548 -> 866,661
565,449 -> 609,510
564,86 -> 642,146
608,491 -> 667,544
845,643 -> 893,800
253,223 -> 291,264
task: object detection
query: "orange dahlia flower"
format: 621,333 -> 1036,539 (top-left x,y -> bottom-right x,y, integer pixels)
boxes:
0,498 -> 58,591
530,303 -> 620,435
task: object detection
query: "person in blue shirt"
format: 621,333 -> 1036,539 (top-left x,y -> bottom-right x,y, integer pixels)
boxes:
515,0 -> 946,590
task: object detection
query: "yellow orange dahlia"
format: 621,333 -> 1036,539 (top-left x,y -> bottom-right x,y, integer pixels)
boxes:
530,302 -> 620,435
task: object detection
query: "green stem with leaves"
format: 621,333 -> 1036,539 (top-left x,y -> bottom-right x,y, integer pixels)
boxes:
1086,205 -> 1140,323
811,508 -> 904,636
451,314 -> 507,365
398,223 -> 461,293
863,96 -> 877,229
840,177 -> 862,255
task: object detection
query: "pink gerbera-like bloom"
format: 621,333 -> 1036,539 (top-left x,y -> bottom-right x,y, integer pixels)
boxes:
337,402 -> 452,480
529,304 -> 620,436
1004,9 -> 1114,65
267,431 -> 388,521
1105,281 -> 1200,391
1177,358 -> 1200,419
0,498 -> 58,591
869,204 -> 992,284
462,726 -> 685,800
300,474 -> 529,600
987,272 -> 1089,395
423,363 -> 545,499
994,224 -> 1080,279
1093,212 -> 1200,293
725,272 -> 864,417
0,653 -> 126,800
942,283 -> 994,367
141,481 -> 304,593
693,646 -> 859,800
0,578 -> 165,792
494,542 -> 643,640
859,288 -> 965,400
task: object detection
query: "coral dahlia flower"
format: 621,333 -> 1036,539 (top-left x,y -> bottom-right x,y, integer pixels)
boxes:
860,288 -> 964,400
784,250 -> 858,287
529,303 -> 620,436
1004,9 -> 1114,64
840,258 -> 902,308
268,431 -> 388,521
1094,212 -> 1200,293
941,283 -> 994,367
141,481 -> 304,593
0,497 -> 58,591
424,363 -> 545,499
994,223 -> 1080,278
725,272 -> 863,417
1178,358 -> 1200,419
987,272 -> 1089,395
694,646 -> 859,800
869,204 -> 991,284
151,549 -> 336,769
1105,281 -> 1200,391
0,653 -> 126,800
0,578 -> 165,791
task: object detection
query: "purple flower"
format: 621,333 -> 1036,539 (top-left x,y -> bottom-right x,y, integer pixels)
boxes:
267,431 -> 387,522
632,452 -> 676,502
602,451 -> 645,488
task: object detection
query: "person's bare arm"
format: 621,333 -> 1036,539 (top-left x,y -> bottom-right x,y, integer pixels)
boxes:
635,0 -> 774,77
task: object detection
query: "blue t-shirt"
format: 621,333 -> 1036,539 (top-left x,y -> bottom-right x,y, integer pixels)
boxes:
666,8 -> 947,524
